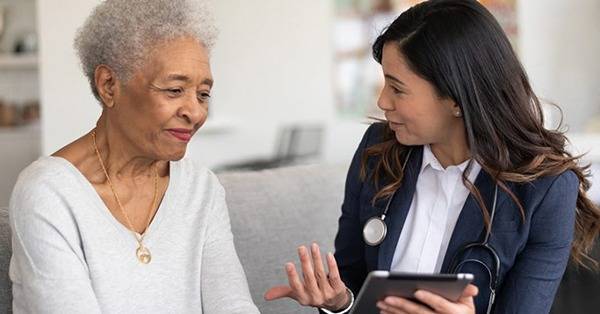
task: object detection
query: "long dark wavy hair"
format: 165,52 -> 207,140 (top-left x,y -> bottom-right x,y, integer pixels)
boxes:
361,0 -> 600,268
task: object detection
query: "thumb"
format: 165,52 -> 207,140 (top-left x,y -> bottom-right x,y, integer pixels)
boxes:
462,284 -> 479,298
264,286 -> 293,301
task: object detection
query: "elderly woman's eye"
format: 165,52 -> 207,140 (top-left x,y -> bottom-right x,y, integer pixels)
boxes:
166,88 -> 184,96
197,92 -> 211,103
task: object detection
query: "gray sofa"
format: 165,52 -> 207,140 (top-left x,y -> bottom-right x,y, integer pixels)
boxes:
0,163 -> 347,314
1,163 -> 598,313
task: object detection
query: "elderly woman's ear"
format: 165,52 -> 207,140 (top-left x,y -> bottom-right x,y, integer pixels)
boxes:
94,65 -> 118,108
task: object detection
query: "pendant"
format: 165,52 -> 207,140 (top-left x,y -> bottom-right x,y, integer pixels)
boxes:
136,245 -> 152,264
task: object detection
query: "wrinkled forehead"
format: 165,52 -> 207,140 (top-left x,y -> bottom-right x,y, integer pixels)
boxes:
132,37 -> 213,85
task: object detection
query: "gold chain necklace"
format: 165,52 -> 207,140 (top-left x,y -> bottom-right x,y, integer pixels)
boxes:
91,129 -> 158,264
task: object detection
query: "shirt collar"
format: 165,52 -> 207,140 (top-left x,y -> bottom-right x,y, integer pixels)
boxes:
420,144 -> 474,174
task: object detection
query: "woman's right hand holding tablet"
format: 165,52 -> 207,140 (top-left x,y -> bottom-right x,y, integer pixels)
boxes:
264,243 -> 352,312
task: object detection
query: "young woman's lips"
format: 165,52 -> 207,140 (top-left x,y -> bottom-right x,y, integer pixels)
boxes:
167,129 -> 193,142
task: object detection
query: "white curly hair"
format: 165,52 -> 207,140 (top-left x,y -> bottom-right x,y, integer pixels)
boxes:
74,0 -> 218,101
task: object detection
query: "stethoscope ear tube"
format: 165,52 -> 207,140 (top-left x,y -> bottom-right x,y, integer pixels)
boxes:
362,149 -> 412,246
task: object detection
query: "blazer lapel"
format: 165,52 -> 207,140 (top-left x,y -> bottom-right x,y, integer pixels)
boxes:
377,146 -> 424,270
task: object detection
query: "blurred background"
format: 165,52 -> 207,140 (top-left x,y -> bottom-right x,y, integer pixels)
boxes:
0,0 -> 598,312
0,0 -> 599,210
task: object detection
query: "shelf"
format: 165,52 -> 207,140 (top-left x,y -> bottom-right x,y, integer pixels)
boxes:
0,54 -> 38,70
0,121 -> 40,138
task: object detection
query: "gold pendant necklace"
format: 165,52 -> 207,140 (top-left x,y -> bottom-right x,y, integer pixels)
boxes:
92,129 -> 159,264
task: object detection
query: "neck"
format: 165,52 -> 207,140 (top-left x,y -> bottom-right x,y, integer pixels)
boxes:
429,127 -> 470,169
93,113 -> 167,180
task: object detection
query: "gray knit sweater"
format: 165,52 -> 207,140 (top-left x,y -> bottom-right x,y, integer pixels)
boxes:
9,156 -> 260,314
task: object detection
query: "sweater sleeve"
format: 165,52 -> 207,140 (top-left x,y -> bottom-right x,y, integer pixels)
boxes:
9,170 -> 102,314
200,177 -> 260,314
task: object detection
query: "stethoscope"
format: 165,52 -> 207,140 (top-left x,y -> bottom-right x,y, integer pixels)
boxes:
362,148 -> 500,314
362,148 -> 413,247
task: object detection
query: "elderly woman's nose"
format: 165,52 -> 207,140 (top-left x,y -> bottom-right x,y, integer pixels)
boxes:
179,96 -> 207,124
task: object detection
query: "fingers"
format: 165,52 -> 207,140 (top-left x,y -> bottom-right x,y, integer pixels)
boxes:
326,251 -> 345,291
311,243 -> 330,291
264,285 -> 293,301
380,311 -> 409,314
298,246 -> 320,294
284,262 -> 310,304
414,290 -> 452,313
265,243 -> 349,310
379,310 -> 409,314
462,284 -> 479,298
264,262 -> 306,301
414,287 -> 478,314
457,284 -> 478,308
377,297 -> 434,314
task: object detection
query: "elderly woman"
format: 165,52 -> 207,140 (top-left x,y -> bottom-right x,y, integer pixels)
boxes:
8,1 -> 259,313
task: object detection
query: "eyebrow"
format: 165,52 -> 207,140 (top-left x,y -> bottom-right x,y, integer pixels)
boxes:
165,74 -> 214,87
384,74 -> 406,87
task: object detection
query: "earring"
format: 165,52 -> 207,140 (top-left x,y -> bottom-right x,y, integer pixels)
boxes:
454,110 -> 462,117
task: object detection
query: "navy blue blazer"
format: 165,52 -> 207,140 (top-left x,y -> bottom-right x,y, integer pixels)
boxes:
334,123 -> 578,313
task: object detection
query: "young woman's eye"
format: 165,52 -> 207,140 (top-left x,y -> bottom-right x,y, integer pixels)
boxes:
391,86 -> 404,95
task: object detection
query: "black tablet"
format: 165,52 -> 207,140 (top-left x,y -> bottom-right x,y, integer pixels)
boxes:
349,271 -> 474,314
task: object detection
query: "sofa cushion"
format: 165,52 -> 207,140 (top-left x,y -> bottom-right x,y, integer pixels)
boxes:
218,163 -> 347,314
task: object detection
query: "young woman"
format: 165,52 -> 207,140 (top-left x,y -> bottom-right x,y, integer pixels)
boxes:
265,1 -> 600,313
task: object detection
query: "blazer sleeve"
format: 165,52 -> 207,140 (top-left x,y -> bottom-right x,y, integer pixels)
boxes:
493,170 -> 579,313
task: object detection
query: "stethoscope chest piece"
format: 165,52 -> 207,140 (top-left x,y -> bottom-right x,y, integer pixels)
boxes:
363,216 -> 387,246
362,148 -> 412,247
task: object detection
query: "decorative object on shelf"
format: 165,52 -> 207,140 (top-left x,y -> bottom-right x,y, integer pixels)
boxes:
13,31 -> 38,54
0,101 -> 17,127
21,100 -> 40,123
0,99 -> 40,127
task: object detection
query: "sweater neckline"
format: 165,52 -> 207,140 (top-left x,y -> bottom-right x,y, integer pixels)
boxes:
44,156 -> 180,245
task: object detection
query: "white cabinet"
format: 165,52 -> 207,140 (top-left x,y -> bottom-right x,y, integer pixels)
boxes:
0,123 -> 40,206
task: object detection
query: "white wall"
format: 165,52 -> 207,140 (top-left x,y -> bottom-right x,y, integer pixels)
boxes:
37,0 -> 600,169
189,0 -> 341,167
518,0 -> 600,132
37,0 -> 101,154
37,0 -> 367,170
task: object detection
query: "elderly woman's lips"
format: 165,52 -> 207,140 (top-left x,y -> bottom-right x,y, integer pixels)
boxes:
167,129 -> 192,142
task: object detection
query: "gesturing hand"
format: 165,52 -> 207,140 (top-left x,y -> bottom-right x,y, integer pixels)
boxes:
264,243 -> 351,312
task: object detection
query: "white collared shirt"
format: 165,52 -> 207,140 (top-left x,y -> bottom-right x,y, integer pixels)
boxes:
390,145 -> 481,273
